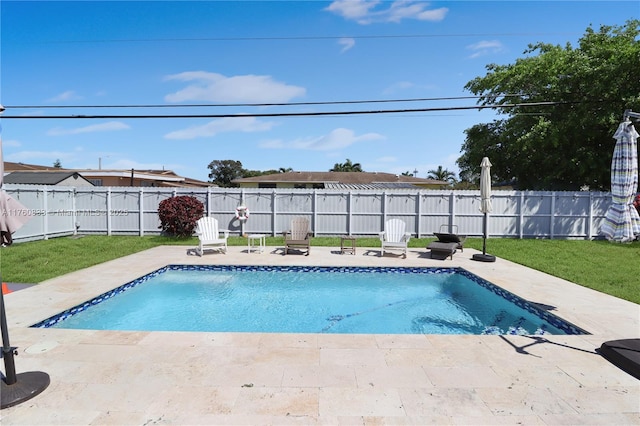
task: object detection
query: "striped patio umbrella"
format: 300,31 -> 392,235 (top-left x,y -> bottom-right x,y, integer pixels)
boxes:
600,120 -> 640,243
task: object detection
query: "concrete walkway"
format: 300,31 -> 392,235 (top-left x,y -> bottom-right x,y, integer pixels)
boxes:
1,245 -> 638,425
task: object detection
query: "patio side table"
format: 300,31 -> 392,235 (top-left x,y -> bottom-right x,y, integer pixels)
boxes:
340,236 -> 356,255
247,234 -> 266,254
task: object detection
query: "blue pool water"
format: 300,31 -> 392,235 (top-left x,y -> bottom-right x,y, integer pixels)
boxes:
33,265 -> 587,335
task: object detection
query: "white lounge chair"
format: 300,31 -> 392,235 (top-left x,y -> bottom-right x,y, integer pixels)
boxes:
283,217 -> 311,255
379,219 -> 411,258
194,217 -> 229,256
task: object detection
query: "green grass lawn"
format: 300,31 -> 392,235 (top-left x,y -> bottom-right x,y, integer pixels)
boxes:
1,235 -> 638,304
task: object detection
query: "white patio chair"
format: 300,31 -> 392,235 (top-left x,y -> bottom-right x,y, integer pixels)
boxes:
379,219 -> 411,258
194,217 -> 229,256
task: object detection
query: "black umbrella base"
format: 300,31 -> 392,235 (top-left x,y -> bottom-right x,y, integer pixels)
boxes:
1,371 -> 50,409
597,339 -> 640,380
472,253 -> 496,262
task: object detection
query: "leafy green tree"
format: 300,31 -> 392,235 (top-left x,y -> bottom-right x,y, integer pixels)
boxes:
426,166 -> 457,183
241,169 -> 265,178
459,20 -> 640,190
207,160 -> 245,187
330,159 -> 363,172
53,159 -> 62,168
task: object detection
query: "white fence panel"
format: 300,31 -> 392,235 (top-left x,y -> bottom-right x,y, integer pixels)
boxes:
3,184 -> 615,242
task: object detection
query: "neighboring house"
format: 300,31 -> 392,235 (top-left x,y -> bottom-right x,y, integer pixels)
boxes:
77,169 -> 213,188
233,171 -> 450,190
2,162 -> 214,188
3,171 -> 94,187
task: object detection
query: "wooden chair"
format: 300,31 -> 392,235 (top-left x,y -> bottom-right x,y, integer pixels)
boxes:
283,217 -> 311,255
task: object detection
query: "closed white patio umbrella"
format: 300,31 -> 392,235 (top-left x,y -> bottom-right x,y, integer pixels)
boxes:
472,157 -> 496,262
600,114 -> 640,243
1,107 -> 50,409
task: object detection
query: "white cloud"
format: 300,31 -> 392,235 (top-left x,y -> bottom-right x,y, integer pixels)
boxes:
47,121 -> 130,136
325,0 -> 380,21
338,37 -> 356,53
47,90 -> 82,102
164,71 -> 306,103
5,150 -> 75,164
466,40 -> 505,58
164,116 -> 276,140
326,0 -> 448,24
263,128 -> 384,151
1,139 -> 21,148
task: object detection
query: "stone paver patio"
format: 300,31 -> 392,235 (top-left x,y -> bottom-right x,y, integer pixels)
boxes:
1,244 -> 638,425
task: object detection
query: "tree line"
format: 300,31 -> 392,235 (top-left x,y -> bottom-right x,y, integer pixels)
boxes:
207,159 -> 459,188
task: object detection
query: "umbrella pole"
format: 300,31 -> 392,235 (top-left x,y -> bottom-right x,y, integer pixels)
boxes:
1,278 -> 50,409
1,289 -> 17,384
472,212 -> 496,262
482,212 -> 488,255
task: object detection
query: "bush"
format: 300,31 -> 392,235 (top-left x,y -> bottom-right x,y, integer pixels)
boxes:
634,193 -> 640,215
158,196 -> 204,237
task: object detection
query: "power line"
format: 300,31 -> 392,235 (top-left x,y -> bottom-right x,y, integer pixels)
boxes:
3,95 -> 501,109
2,94 -> 544,110
30,32 -> 576,45
0,101 -> 576,119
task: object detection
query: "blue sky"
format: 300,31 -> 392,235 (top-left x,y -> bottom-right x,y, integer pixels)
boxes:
1,1 -> 637,182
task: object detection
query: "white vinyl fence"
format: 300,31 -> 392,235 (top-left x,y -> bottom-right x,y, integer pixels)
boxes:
3,184 -> 613,242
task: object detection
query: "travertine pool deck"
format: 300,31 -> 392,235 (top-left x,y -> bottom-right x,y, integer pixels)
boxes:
1,245 -> 639,425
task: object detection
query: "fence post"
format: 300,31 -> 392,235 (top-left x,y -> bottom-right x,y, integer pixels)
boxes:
106,187 -> 112,236
42,186 -> 49,240
518,191 -> 524,239
587,191 -> 594,240
382,192 -> 388,228
449,191 -> 456,232
550,192 -> 556,239
347,191 -> 352,235
271,190 -> 277,237
416,191 -> 421,237
72,188 -> 78,236
312,190 -> 317,236
139,187 -> 144,236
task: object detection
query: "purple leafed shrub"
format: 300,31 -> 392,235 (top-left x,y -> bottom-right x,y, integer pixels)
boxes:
158,195 -> 204,237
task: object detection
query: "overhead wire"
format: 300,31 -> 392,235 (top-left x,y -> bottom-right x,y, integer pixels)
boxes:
3,94 -> 537,110
30,32 -> 578,45
0,101 -> 578,119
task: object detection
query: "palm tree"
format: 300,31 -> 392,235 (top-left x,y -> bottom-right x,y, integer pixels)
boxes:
330,159 -> 363,172
427,166 -> 457,183
279,167 -> 293,173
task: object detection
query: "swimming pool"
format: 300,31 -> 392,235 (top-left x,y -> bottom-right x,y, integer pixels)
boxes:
33,265 -> 587,335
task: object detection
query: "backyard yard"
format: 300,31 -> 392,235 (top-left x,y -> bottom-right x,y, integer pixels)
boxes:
1,235 -> 638,304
